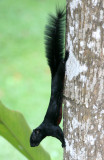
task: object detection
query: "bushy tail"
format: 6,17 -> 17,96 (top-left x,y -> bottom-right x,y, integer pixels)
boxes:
45,8 -> 65,79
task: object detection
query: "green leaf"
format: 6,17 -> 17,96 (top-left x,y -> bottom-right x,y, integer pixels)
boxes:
0,101 -> 51,160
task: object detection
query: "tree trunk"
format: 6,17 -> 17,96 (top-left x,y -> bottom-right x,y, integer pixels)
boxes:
64,0 -> 104,159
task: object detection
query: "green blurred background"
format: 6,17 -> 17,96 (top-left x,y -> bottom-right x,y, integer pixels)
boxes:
0,0 -> 65,159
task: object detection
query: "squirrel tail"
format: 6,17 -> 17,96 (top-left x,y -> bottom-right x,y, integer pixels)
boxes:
45,8 -> 65,79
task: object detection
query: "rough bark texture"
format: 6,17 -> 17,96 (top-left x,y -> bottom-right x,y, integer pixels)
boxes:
64,0 -> 104,159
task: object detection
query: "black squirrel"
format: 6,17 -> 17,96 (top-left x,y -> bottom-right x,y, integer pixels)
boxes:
30,8 -> 69,148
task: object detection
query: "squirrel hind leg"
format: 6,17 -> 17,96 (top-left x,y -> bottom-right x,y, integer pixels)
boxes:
64,50 -> 69,62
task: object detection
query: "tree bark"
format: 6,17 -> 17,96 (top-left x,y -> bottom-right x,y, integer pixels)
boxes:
64,0 -> 104,159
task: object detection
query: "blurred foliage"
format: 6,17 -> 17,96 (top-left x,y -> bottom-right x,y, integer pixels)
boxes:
0,0 -> 65,159
0,101 -> 50,160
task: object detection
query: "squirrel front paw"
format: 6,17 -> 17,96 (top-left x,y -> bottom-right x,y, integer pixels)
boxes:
62,141 -> 66,148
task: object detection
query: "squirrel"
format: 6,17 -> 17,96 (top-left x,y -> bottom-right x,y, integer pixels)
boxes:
30,8 -> 69,148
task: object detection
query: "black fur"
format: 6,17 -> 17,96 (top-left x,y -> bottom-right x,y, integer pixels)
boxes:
30,8 -> 69,148
45,8 -> 65,79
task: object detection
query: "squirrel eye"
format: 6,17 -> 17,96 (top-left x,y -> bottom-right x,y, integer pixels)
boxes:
35,130 -> 40,134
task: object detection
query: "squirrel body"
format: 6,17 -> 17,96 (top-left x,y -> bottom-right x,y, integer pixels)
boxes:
30,8 -> 69,148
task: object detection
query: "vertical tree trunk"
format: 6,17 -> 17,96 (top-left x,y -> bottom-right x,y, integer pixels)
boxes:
64,0 -> 104,159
